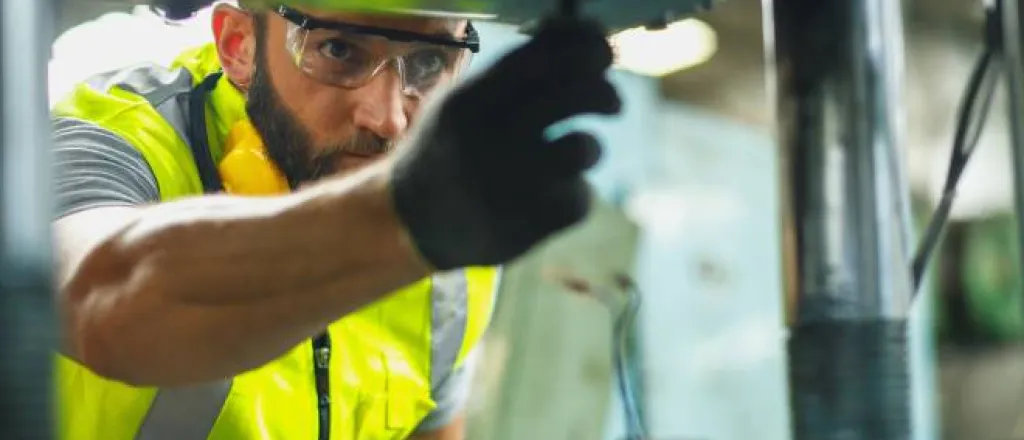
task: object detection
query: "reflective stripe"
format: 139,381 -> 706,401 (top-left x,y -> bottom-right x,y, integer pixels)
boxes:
454,267 -> 500,368
430,270 -> 468,391
152,93 -> 193,150
135,380 -> 232,440
88,63 -> 194,105
87,64 -> 196,148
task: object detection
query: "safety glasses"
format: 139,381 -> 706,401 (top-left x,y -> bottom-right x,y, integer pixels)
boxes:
274,4 -> 480,99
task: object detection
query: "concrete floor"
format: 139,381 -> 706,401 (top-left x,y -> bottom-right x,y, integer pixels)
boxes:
940,344 -> 1024,440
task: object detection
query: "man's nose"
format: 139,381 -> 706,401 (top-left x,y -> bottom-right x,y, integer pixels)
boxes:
352,69 -> 409,141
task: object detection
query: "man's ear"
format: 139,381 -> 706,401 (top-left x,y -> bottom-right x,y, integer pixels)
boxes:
212,4 -> 257,90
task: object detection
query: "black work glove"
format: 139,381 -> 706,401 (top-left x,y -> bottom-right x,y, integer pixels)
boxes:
390,18 -> 622,271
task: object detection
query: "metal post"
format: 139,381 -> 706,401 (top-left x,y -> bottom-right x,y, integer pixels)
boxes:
1,0 -> 58,438
999,0 -> 1024,319
764,0 -> 917,439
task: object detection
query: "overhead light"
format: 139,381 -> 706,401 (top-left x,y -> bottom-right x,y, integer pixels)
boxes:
609,18 -> 718,77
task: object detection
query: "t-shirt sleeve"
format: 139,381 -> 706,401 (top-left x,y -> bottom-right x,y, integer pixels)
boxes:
414,349 -> 480,433
51,117 -> 161,219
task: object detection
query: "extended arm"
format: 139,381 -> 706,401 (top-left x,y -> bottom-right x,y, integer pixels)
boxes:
55,120 -> 431,387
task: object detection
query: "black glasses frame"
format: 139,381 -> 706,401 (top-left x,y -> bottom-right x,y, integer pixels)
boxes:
274,4 -> 480,54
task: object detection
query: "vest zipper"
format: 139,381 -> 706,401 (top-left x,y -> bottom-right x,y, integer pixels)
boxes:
313,332 -> 332,440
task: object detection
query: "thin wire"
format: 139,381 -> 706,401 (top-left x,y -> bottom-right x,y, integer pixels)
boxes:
551,270 -> 647,440
911,48 -> 1001,291
611,281 -> 645,440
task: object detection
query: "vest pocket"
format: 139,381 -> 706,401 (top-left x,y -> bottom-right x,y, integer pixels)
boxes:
383,354 -> 436,435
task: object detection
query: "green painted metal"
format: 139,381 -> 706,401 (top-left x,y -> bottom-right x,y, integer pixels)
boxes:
138,0 -> 713,32
962,215 -> 1024,341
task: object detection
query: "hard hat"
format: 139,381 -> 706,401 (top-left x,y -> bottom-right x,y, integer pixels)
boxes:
153,0 -> 497,21
245,0 -> 497,20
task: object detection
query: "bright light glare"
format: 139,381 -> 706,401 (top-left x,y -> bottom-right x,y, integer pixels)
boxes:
48,6 -> 214,108
610,19 -> 718,77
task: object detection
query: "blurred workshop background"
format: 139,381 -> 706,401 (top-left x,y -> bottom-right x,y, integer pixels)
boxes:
47,1 -> 1024,439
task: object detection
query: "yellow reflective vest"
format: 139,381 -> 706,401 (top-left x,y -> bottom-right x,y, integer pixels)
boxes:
52,43 -> 498,440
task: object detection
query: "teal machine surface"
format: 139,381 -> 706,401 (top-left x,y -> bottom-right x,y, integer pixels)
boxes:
9,0 -> 1023,438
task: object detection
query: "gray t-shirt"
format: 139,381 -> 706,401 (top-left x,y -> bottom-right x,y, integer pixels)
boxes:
51,117 -> 473,432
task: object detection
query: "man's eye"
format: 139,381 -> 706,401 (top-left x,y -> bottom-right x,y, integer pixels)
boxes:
318,39 -> 353,61
407,51 -> 448,76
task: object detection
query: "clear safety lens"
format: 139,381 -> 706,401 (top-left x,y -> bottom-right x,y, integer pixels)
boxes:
285,22 -> 472,98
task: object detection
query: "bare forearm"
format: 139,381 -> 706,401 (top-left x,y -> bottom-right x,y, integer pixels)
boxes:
60,164 -> 431,386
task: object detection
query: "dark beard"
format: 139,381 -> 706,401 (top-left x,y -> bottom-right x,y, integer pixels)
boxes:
245,28 -> 393,189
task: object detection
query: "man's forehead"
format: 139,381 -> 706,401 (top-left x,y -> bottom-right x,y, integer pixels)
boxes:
292,7 -> 469,38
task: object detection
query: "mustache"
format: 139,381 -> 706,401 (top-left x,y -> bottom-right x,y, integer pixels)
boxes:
308,131 -> 396,179
342,130 -> 395,157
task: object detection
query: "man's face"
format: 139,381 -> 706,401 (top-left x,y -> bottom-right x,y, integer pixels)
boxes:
244,8 -> 469,188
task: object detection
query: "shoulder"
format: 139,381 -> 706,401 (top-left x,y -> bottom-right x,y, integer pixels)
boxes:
51,42 -> 219,119
52,62 -> 195,126
52,43 -> 222,140
51,118 -> 161,219
52,61 -> 208,199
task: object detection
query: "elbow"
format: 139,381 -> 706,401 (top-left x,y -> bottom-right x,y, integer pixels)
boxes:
63,289 -> 141,386
66,283 -> 173,388
70,317 -> 144,386
63,290 -> 151,387
61,239 -> 167,387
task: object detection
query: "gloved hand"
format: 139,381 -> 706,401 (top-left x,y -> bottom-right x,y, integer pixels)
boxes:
390,18 -> 622,271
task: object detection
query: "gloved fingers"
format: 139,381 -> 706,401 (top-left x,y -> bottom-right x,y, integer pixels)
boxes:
524,131 -> 603,184
444,76 -> 618,142
441,19 -> 616,132
546,131 -> 603,173
508,77 -> 622,133
532,16 -> 610,43
471,131 -> 601,189
478,18 -> 613,90
518,178 -> 593,235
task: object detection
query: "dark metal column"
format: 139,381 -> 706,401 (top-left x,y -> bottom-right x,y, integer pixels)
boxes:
764,0 -> 917,439
1,0 -> 58,438
1000,0 -> 1024,318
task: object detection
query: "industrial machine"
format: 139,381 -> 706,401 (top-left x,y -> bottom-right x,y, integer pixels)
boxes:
4,0 -> 1024,438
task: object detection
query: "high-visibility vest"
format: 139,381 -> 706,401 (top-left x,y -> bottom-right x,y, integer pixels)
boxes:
52,43 -> 499,440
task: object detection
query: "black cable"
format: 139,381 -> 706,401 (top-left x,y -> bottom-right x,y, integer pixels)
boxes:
912,48 -> 1002,292
912,0 -> 1010,292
